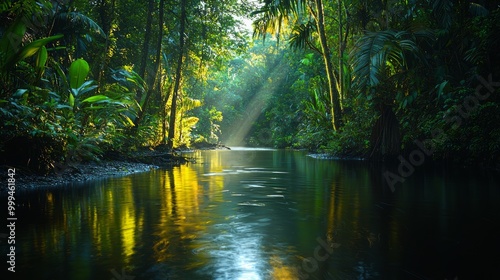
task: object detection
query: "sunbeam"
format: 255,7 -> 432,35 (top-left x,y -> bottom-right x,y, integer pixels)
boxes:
225,53 -> 289,146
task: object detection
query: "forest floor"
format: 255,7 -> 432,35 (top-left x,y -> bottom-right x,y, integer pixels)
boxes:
0,146 -> 195,195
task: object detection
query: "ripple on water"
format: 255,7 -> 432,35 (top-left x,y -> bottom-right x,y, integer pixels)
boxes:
244,184 -> 266,188
237,202 -> 266,207
203,168 -> 288,177
230,193 -> 245,196
266,194 -> 284,198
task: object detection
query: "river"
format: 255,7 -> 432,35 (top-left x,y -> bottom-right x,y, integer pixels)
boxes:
2,148 -> 500,279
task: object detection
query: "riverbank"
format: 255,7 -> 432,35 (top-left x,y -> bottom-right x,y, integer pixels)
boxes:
4,145 -> 497,195
0,147 -> 190,194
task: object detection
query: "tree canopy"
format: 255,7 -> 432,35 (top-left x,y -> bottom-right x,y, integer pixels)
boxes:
1,0 -> 499,172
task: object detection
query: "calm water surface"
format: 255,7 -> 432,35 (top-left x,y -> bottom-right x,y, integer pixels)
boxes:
2,148 -> 500,279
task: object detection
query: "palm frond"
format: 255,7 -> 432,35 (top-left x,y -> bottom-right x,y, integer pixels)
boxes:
289,20 -> 316,50
432,0 -> 453,30
351,30 -> 393,89
351,30 -> 421,91
181,97 -> 202,111
469,2 -> 489,17
251,0 -> 303,39
56,12 -> 106,38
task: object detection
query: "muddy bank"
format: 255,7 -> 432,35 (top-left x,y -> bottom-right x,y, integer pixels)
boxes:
0,148 -> 190,195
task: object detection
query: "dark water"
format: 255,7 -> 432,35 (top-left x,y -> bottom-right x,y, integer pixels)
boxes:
2,148 -> 500,279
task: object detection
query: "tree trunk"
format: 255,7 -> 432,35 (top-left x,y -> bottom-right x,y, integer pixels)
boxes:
133,0 -> 164,129
97,0 -> 116,92
138,0 -> 154,80
314,0 -> 343,131
338,0 -> 343,100
369,105 -> 401,161
162,84 -> 173,145
167,0 -> 187,149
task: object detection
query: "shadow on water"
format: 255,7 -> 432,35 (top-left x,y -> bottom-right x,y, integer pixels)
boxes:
1,149 -> 499,279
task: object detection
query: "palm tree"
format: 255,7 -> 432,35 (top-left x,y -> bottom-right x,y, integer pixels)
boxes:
44,3 -> 106,65
351,29 -> 432,160
252,0 -> 344,131
350,0 -> 491,160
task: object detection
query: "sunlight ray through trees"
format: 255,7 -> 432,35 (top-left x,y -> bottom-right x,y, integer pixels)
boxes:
1,0 -> 499,169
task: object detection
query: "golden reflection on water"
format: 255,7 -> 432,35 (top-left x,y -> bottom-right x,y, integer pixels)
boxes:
120,181 -> 137,260
19,149 -> 419,279
27,151 -> 343,278
270,255 -> 299,279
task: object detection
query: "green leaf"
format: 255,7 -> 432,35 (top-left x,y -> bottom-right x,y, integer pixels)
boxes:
35,46 -> 48,69
121,114 -> 135,127
56,104 -> 73,110
52,60 -> 69,89
14,34 -> 63,63
0,18 -> 26,63
13,89 -> 28,98
435,80 -> 449,98
74,80 -> 97,96
469,3 -> 488,17
83,105 -> 107,110
82,95 -> 111,103
69,93 -> 75,108
69,58 -> 90,89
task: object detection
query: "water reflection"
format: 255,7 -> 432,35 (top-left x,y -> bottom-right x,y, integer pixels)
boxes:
2,149 -> 499,279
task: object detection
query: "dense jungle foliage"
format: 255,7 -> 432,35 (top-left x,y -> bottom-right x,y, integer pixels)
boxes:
1,0 -> 499,173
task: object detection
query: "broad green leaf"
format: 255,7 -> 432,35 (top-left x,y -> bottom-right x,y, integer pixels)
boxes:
35,46 -> 48,69
69,58 -> 90,89
14,34 -> 63,63
82,95 -> 111,103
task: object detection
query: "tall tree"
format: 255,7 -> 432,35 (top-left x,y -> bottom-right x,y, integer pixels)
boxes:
312,0 -> 343,131
96,0 -> 116,91
350,1 -> 432,159
134,0 -> 165,129
138,0 -> 154,80
253,0 -> 344,131
167,0 -> 187,149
